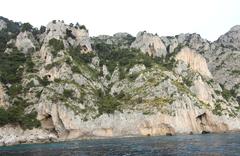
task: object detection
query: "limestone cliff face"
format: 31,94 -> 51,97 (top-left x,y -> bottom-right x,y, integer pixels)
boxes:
216,25 -> 240,50
175,47 -> 213,78
190,76 -> 214,106
39,21 -> 92,66
43,21 -> 92,52
0,17 -> 240,146
15,31 -> 39,54
131,31 -> 167,57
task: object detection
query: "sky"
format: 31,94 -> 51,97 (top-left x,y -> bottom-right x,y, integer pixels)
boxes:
1,0 -> 240,41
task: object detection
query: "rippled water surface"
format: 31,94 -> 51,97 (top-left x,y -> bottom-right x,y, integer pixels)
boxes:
0,133 -> 240,156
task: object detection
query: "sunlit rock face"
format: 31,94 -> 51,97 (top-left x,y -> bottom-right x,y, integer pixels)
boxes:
131,31 -> 167,57
15,31 -> 39,54
175,47 -> 212,78
43,20 -> 92,52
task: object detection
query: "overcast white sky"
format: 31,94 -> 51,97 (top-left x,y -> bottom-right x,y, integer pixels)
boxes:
1,0 -> 239,41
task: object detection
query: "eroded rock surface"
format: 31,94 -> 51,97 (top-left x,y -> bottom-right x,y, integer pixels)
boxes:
131,31 -> 167,57
15,31 -> 39,54
0,17 -> 240,146
216,25 -> 240,50
175,47 -> 212,78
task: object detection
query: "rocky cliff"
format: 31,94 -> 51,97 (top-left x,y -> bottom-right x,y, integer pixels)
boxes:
0,16 -> 239,146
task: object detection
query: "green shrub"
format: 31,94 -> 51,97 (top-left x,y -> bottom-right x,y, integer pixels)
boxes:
26,80 -> 35,88
21,23 -> 33,32
63,89 -> 74,98
40,26 -> 46,33
66,28 -> 76,39
231,70 -> 240,75
0,108 -> 9,125
0,51 -> 26,84
212,103 -> 223,116
0,18 -> 20,51
106,75 -> 111,80
71,66 -> 81,73
128,73 -> 139,81
48,38 -> 64,57
98,95 -> 121,115
45,61 -> 61,70
39,76 -> 50,86
96,89 -> 104,98
93,43 -> 176,76
21,112 -> 41,129
0,98 -> 40,129
183,77 -> 192,87
119,68 -> 126,80
143,57 -> 152,68
116,91 -> 125,99
7,84 -> 23,97
68,46 -> 95,64
25,56 -> 37,72
220,84 -> 236,100
136,97 -> 143,103
173,80 -> 190,94
54,78 -> 61,83
79,25 -> 87,30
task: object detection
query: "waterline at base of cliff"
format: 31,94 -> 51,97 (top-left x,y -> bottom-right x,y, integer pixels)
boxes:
1,133 -> 240,156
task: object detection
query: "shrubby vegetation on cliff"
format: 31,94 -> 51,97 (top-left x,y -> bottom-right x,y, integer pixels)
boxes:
0,17 -> 239,138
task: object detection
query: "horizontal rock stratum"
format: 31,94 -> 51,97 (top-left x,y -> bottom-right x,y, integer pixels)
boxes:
0,16 -> 240,146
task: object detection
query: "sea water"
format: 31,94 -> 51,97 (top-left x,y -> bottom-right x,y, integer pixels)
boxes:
0,133 -> 240,156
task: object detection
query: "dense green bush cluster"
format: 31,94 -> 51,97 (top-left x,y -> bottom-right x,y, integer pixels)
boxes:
0,51 -> 26,84
39,76 -> 51,86
65,28 -> 76,39
0,43 -> 41,129
48,38 -> 64,57
63,89 -> 74,98
68,46 -> 95,63
0,98 -> 40,129
96,89 -> 121,115
94,43 -> 153,73
20,23 -> 33,32
212,103 -> 223,116
79,25 -> 87,30
98,94 -> 121,115
220,85 -> 236,100
0,17 -> 20,52
128,73 -> 139,81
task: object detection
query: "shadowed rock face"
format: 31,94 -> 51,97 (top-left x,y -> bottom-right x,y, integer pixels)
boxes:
0,20 -> 7,31
216,25 -> 240,50
196,112 -> 229,133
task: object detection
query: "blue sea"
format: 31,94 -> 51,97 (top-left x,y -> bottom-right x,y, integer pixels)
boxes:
0,133 -> 240,156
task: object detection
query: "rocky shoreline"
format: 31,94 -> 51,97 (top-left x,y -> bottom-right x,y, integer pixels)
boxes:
1,109 -> 240,146
1,127 -> 239,147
